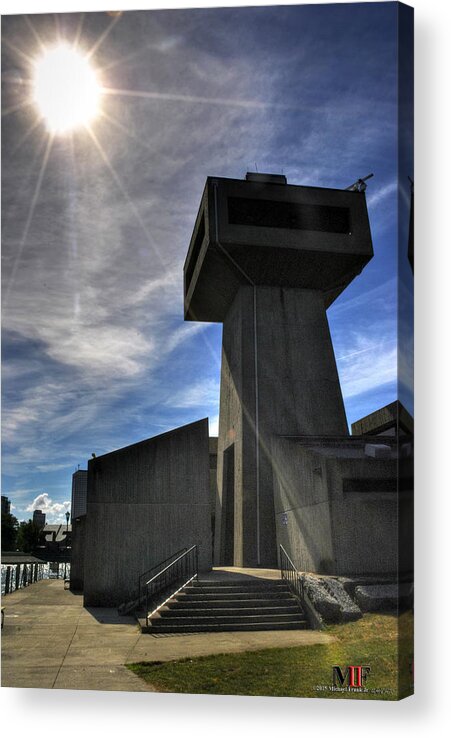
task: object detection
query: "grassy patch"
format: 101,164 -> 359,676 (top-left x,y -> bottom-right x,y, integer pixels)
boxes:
127,611 -> 413,700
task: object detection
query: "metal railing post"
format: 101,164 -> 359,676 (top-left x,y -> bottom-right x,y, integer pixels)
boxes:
142,545 -> 198,625
279,544 -> 304,605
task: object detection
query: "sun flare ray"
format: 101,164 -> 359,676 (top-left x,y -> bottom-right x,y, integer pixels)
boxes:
4,134 -> 54,307
23,15 -> 46,52
11,116 -> 42,156
72,12 -> 85,51
101,86 -> 289,111
99,110 -> 154,152
2,36 -> 35,65
86,13 -> 122,60
85,124 -> 164,265
2,98 -> 34,118
97,43 -> 149,74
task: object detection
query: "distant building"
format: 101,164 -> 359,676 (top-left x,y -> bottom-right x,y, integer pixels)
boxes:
34,523 -> 72,561
71,469 -> 88,520
42,523 -> 71,545
1,496 -> 11,515
69,470 -> 88,592
33,510 -> 46,529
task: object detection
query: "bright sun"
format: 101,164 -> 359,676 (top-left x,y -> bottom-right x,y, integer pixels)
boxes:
33,44 -> 101,134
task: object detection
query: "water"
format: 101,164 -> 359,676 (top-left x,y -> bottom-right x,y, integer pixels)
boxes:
1,562 -> 71,596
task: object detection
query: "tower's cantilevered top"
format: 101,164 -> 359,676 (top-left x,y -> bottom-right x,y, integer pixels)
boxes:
184,173 -> 373,322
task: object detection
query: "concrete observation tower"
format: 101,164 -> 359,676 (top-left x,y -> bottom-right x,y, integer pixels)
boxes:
183,173 -> 373,568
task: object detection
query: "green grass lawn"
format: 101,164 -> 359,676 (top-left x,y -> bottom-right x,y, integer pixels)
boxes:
127,611 -> 413,700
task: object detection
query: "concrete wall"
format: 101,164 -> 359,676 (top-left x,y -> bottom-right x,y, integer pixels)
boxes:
271,439 -> 334,572
272,437 -> 407,576
83,419 -> 212,607
215,285 -> 348,568
69,516 -> 86,592
209,437 -> 218,552
328,456 -> 400,575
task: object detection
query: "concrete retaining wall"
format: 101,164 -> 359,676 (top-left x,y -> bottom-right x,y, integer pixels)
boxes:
83,419 -> 212,607
272,439 -> 334,572
272,437 -> 404,576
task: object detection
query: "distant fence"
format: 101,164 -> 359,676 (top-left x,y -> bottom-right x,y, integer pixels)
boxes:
1,562 -> 71,596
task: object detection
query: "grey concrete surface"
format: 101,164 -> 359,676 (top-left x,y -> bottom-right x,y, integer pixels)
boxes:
183,175 -> 373,322
83,418 -> 212,607
355,583 -> 413,612
1,580 -> 154,691
272,436 -> 405,576
1,577 -> 334,691
184,174 -> 374,570
215,286 -> 350,568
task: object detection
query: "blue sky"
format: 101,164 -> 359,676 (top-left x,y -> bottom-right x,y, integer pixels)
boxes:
1,3 -> 413,523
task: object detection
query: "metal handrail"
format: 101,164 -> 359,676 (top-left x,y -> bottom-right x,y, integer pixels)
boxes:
138,547 -> 187,608
144,544 -> 199,627
279,544 -> 304,603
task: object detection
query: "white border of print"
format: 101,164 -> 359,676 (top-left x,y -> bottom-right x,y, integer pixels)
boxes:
1,2 -> 450,738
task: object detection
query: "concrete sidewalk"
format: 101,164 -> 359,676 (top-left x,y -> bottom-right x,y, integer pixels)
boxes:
1,578 -> 334,692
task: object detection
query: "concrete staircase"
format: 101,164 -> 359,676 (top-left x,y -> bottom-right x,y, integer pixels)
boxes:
141,577 -> 309,633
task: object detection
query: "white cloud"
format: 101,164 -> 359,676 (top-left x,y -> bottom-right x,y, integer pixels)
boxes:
25,493 -> 71,521
48,325 -> 153,378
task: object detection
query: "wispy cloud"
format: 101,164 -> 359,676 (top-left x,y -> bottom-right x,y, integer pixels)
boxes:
35,462 -> 73,473
170,377 -> 220,409
366,180 -> 397,209
338,337 -> 397,400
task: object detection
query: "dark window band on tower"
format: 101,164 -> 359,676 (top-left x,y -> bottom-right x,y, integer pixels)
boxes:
227,197 -> 351,234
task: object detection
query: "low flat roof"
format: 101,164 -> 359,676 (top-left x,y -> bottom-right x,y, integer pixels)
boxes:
1,552 -> 47,564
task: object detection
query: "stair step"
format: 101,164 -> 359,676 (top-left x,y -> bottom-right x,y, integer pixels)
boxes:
155,612 -> 304,624
178,590 -> 292,601
191,580 -> 285,587
165,603 -> 301,615
167,598 -> 298,610
187,584 -> 288,594
137,572 -> 309,634
145,620 -> 309,633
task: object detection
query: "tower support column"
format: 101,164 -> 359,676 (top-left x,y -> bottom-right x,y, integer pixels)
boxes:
214,285 -> 349,567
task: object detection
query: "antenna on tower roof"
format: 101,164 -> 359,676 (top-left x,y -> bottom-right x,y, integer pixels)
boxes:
345,173 -> 374,192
